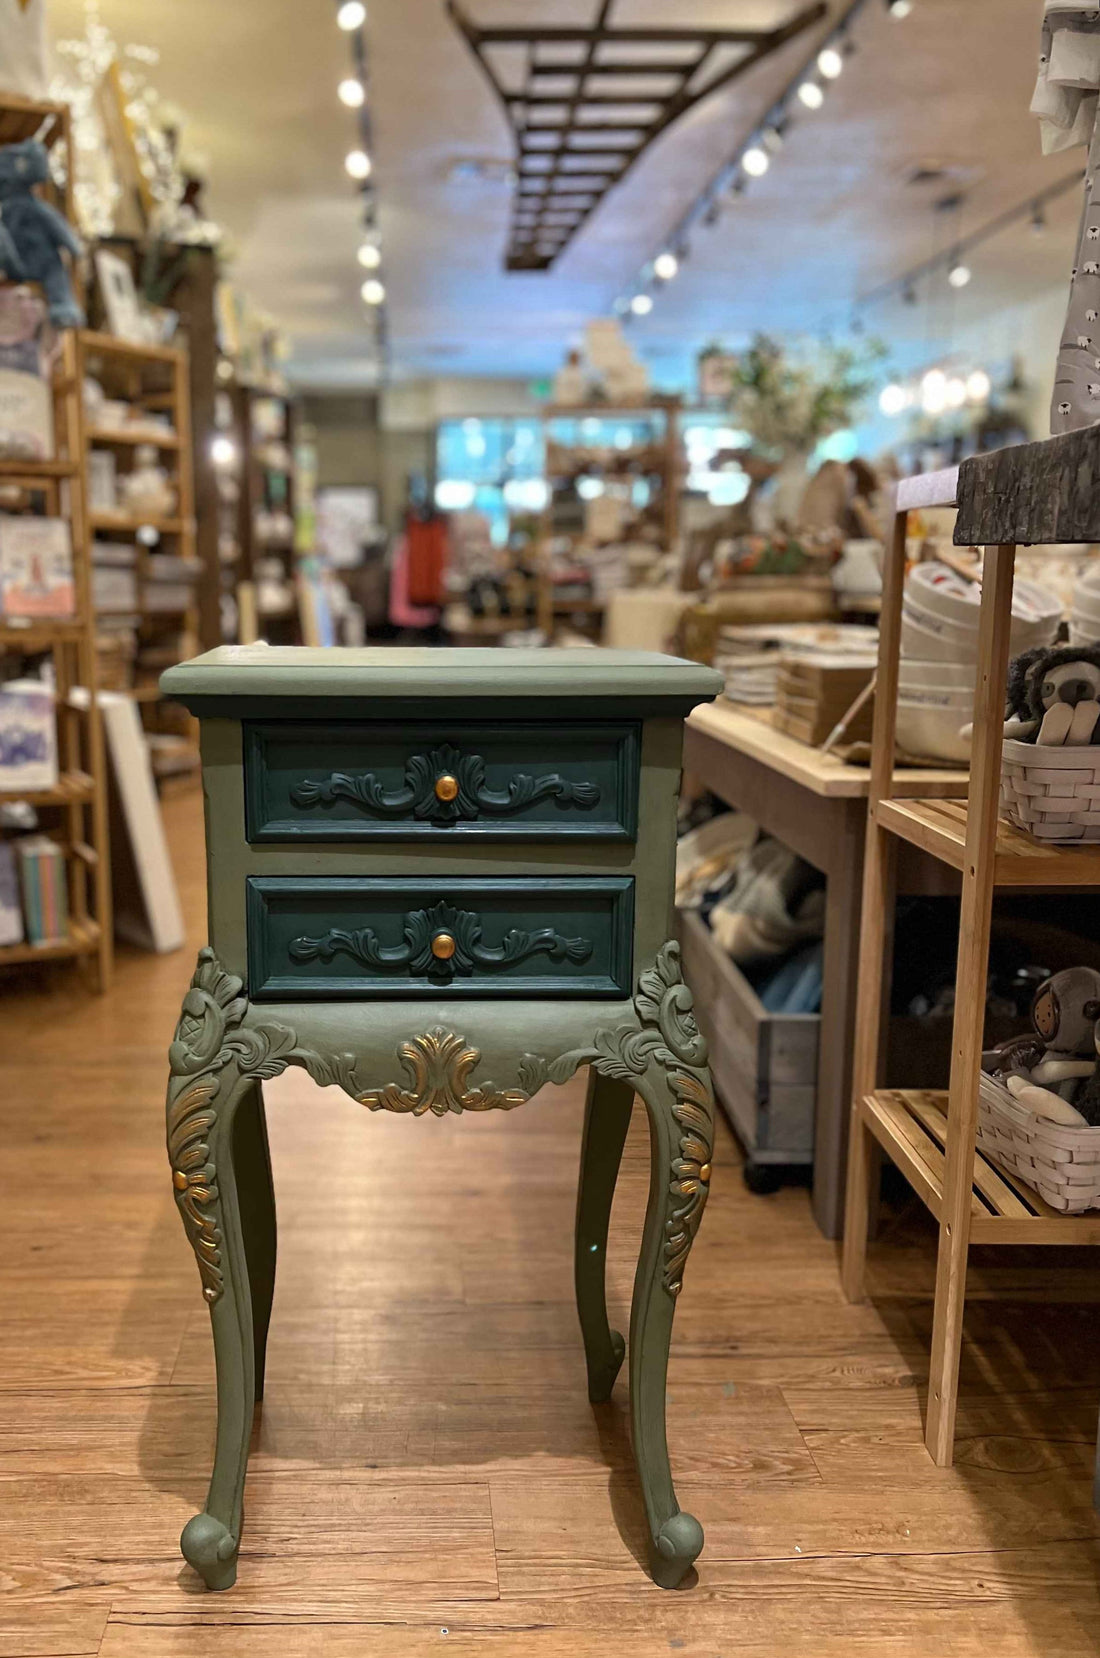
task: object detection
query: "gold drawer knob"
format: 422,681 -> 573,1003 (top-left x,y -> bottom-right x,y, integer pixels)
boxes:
431,931 -> 457,961
434,773 -> 459,802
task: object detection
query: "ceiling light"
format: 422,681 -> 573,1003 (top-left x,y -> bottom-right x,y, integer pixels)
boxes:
879,382 -> 908,417
946,376 -> 967,409
360,277 -> 385,304
345,148 -> 372,180
948,261 -> 971,288
338,78 -> 365,108
798,80 -> 824,110
337,1 -> 367,29
921,369 -> 948,415
654,251 -> 679,281
357,241 -> 381,268
966,369 -> 991,402
817,45 -> 844,79
886,0 -> 913,16
630,293 -> 653,316
742,145 -> 770,178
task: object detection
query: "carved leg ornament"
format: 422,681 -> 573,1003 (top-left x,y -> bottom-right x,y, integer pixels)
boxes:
166,949 -> 358,1589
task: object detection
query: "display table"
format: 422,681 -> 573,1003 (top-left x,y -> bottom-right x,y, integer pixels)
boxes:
160,645 -> 722,1592
683,700 -> 965,1238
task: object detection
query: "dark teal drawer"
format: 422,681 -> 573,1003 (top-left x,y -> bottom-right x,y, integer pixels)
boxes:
246,875 -> 635,1000
243,720 -> 639,843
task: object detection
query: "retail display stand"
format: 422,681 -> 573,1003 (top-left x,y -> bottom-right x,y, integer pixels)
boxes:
159,644 -> 722,1591
79,330 -> 200,779
0,329 -> 112,991
229,382 -> 301,646
537,399 -> 681,641
841,431 -> 1100,1473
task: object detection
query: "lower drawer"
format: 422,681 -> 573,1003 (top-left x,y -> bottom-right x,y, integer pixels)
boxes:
677,906 -> 817,1162
247,875 -> 634,1000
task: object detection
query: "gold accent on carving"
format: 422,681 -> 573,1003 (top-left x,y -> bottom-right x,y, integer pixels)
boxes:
431,931 -> 457,960
434,773 -> 459,802
167,1079 -> 223,1303
360,1027 -> 530,1117
699,1163 -> 712,1183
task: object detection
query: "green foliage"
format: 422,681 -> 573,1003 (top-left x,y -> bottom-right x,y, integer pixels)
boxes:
726,333 -> 887,455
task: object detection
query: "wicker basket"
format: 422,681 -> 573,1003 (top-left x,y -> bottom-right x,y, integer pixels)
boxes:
1000,737 -> 1100,843
977,1072 -> 1100,1212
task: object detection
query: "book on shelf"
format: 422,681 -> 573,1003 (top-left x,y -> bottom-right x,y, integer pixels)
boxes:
16,834 -> 68,945
0,516 -> 75,617
0,840 -> 23,946
0,366 -> 53,462
0,679 -> 57,792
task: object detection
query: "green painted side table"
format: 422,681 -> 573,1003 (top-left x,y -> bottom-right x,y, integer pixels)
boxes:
160,646 -> 722,1592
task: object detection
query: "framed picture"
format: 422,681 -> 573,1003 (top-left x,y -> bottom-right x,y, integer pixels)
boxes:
94,249 -> 147,344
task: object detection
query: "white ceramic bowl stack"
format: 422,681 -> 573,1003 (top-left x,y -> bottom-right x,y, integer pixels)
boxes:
896,562 -> 1061,764
1069,565 -> 1100,646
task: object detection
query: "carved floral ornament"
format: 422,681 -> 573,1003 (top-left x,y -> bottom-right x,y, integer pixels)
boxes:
289,742 -> 601,826
167,942 -> 713,1303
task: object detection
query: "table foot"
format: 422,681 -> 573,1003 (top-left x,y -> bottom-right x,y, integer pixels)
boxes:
651,1511 -> 704,1589
180,1513 -> 239,1591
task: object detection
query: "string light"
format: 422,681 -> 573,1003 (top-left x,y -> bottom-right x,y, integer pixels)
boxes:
742,145 -> 770,177
630,293 -> 654,315
337,1 -> 367,29
948,261 -> 972,288
653,251 -> 679,281
797,80 -> 824,109
338,77 -> 365,107
817,45 -> 844,78
357,241 -> 381,268
345,148 -> 372,180
361,277 -> 385,304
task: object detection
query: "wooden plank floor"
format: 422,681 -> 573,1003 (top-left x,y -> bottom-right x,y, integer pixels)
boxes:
2,785 -> 1100,1657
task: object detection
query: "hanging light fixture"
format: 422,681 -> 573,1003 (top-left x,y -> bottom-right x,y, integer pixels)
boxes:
879,382 -> 908,417
885,0 -> 913,16
357,241 -> 382,269
654,251 -> 679,281
361,277 -> 385,304
817,45 -> 844,79
345,148 -> 372,180
338,77 -> 365,108
947,260 -> 972,289
966,369 -> 991,402
337,1 -> 367,29
742,144 -> 770,178
630,293 -> 654,316
797,79 -> 824,110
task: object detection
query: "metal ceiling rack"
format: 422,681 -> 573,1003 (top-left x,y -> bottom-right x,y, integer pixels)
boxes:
446,0 -> 826,272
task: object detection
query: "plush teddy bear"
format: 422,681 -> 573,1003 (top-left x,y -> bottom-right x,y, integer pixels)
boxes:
0,140 -> 84,329
1003,644 -> 1100,745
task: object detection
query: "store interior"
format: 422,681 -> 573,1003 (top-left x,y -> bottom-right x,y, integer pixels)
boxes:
5,1 -> 1100,1652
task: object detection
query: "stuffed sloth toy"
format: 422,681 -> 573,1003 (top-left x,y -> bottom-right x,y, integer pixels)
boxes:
1003,644 -> 1100,745
0,139 -> 84,328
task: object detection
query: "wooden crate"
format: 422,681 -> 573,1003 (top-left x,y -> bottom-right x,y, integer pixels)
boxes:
677,906 -> 817,1167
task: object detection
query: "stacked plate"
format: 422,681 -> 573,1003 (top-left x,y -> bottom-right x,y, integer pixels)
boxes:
1069,565 -> 1100,645
897,562 -> 1061,763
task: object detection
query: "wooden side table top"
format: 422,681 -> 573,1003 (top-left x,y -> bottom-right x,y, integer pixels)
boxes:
687,700 -> 968,801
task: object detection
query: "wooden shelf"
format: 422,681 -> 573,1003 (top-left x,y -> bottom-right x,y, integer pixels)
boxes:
90,511 -> 186,535
0,619 -> 86,649
0,770 -> 95,808
80,330 -> 186,367
0,457 -> 78,479
89,427 -> 180,450
875,797 -> 1100,886
0,919 -> 101,968
859,1090 -> 1100,1244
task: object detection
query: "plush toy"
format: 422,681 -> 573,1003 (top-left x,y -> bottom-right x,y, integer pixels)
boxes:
987,966 -> 1100,1126
0,139 -> 84,328
1003,644 -> 1100,745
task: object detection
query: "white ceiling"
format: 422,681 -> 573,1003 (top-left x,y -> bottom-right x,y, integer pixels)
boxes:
48,0 -> 1082,390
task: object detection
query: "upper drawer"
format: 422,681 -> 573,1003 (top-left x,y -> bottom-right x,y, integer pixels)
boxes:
243,720 -> 640,843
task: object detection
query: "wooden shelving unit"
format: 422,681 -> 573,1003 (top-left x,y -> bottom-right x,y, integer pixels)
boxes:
77,330 -> 200,781
227,381 -> 300,645
840,428 -> 1100,1470
537,399 -> 681,641
0,333 -> 111,992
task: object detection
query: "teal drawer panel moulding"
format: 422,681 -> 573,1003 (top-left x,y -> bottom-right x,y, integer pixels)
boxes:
243,720 -> 641,844
246,874 -> 635,1000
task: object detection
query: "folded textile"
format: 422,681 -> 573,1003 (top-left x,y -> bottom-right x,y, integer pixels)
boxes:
675,810 -> 757,909
708,837 -> 825,967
